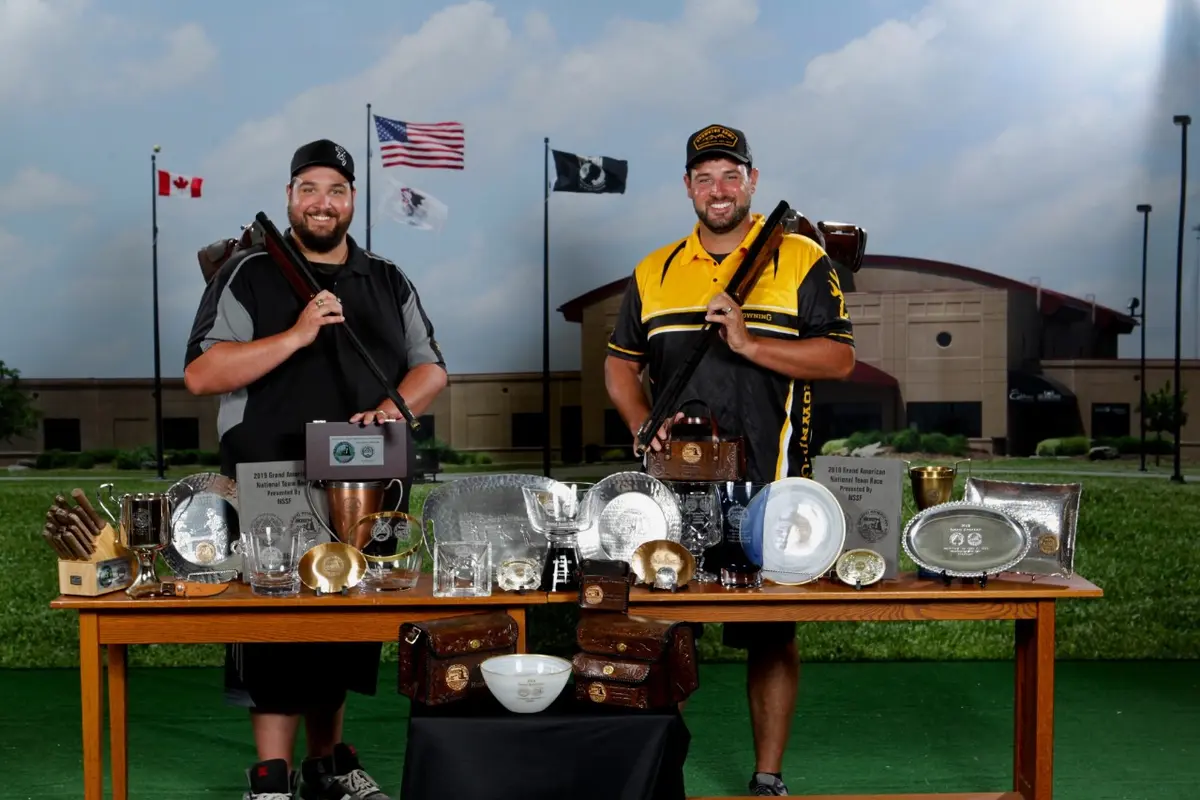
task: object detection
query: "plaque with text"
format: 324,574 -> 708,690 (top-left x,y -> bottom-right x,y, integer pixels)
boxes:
812,456 -> 902,579
235,460 -> 330,582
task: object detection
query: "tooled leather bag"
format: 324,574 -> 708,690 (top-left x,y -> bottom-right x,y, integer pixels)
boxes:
572,614 -> 699,710
397,611 -> 519,705
577,558 -> 632,613
643,400 -> 745,483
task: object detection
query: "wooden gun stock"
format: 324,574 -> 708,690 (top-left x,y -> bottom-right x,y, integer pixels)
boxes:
634,200 -> 791,454
251,212 -> 421,432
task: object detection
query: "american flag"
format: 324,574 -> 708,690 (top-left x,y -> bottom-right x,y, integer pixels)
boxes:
373,115 -> 464,170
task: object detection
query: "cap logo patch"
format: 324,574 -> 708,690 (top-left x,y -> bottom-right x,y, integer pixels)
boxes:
334,145 -> 348,167
692,125 -> 738,150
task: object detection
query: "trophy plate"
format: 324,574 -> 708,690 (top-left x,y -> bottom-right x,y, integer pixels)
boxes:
587,472 -> 682,563
422,472 -> 556,550
629,540 -> 696,588
299,542 -> 367,593
962,478 -> 1081,577
741,478 -> 847,585
835,548 -> 885,587
902,501 -> 1031,577
163,472 -> 240,583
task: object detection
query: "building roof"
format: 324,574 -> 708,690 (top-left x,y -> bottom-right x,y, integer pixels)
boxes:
557,254 -> 1137,333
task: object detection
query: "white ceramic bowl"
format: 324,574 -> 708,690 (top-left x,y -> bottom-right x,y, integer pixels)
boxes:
479,654 -> 572,713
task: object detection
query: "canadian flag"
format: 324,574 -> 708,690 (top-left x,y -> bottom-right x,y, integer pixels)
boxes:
157,169 -> 203,198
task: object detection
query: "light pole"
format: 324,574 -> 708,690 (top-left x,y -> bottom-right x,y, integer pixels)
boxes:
1193,222 -> 1199,360
1136,204 -> 1152,471
1170,115 -> 1190,484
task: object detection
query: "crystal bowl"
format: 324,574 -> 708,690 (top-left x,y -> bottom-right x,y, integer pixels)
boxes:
480,654 -> 572,713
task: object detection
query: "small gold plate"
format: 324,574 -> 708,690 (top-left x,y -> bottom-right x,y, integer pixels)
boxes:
629,539 -> 696,587
298,542 -> 367,594
835,548 -> 886,587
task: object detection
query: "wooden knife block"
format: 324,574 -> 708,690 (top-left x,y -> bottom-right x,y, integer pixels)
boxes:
57,524 -> 137,597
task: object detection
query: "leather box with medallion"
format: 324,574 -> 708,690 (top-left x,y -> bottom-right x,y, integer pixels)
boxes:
572,614 -> 699,710
644,402 -> 745,483
397,611 -> 519,705
577,558 -> 631,613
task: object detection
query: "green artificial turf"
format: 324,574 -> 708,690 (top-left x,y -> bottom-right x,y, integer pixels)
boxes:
1,661 -> 1196,799
2,472 -> 1198,668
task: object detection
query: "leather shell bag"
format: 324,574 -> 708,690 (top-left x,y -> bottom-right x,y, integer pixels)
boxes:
577,558 -> 632,613
397,612 -> 519,705
643,401 -> 745,483
572,614 -> 699,710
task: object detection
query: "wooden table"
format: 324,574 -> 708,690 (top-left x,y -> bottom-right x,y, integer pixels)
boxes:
48,577 -> 543,800
51,572 -> 1101,800
614,572 -> 1103,800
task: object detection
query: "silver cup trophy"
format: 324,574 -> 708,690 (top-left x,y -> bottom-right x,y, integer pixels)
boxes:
97,483 -> 171,598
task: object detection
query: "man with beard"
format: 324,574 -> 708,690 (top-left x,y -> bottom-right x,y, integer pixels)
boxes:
184,139 -> 448,800
603,125 -> 855,796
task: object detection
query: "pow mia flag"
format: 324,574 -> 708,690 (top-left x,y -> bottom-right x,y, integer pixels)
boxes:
551,149 -> 628,194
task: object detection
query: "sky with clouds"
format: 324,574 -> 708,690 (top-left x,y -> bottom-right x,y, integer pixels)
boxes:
2,0 -> 1198,379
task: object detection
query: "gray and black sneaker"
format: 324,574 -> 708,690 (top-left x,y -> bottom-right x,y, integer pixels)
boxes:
298,743 -> 391,800
244,758 -> 295,800
749,772 -> 789,796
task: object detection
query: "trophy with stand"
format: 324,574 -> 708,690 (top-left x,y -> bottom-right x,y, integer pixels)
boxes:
96,483 -> 172,598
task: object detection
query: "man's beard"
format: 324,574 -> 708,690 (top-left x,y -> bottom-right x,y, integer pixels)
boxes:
288,206 -> 353,254
695,198 -> 750,234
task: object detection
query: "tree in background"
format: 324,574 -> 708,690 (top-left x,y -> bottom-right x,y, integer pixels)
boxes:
1139,381 -> 1189,467
0,361 -> 40,444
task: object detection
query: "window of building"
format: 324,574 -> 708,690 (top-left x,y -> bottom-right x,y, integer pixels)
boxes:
604,409 -> 629,446
511,412 -> 545,448
162,417 -> 200,450
906,402 -> 982,438
560,405 -> 583,463
936,331 -> 952,348
1091,403 -> 1130,439
43,418 -> 81,452
414,414 -> 436,442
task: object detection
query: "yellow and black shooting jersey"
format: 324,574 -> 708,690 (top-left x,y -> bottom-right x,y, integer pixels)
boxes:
607,212 -> 854,481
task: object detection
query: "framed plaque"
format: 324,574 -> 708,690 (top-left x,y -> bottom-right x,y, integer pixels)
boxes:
813,456 -> 902,579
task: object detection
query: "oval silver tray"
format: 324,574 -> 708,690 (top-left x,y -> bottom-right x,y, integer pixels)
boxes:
901,501 -> 1031,578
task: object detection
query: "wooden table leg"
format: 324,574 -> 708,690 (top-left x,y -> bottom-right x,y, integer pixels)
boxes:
108,643 -> 128,800
1014,599 -> 1056,800
79,612 -> 104,800
508,607 -> 527,653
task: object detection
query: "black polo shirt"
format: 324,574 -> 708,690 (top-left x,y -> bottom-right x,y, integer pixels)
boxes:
185,232 -> 445,479
608,213 -> 853,482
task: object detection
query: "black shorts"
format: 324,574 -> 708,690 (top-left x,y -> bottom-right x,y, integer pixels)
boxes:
692,621 -> 797,651
224,641 -> 383,715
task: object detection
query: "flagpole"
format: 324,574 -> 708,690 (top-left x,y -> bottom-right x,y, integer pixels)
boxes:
542,137 -> 551,478
150,145 -> 165,480
366,102 -> 372,251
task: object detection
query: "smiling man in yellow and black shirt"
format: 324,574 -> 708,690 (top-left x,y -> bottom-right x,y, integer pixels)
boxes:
604,124 -> 855,796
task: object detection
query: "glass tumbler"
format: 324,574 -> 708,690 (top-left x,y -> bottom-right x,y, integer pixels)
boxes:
247,526 -> 301,597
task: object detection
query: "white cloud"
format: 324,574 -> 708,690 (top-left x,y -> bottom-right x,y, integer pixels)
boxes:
0,0 -> 216,107
0,167 -> 91,213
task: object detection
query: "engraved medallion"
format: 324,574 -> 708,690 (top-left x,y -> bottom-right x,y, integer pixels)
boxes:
583,585 -> 604,605
588,683 -> 607,702
445,664 -> 470,691
681,443 -> 702,464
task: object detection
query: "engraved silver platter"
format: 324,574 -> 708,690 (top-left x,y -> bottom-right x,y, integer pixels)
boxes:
584,472 -> 682,563
962,478 -> 1081,577
902,501 -> 1031,578
740,478 -> 847,585
422,473 -> 557,558
162,472 -> 241,582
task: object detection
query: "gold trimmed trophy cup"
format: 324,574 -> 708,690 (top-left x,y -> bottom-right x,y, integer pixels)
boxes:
907,460 -> 971,511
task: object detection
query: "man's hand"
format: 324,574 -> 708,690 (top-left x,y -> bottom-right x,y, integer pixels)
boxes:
632,411 -> 684,455
289,290 -> 344,348
705,292 -> 755,354
349,407 -> 394,425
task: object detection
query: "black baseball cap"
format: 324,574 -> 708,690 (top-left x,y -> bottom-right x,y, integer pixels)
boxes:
290,139 -> 355,183
686,124 -> 752,170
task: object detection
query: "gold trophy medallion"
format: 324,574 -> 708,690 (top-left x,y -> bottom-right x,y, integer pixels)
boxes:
445,664 -> 470,691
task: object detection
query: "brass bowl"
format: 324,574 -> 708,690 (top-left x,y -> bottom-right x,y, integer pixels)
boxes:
298,542 -> 367,594
630,540 -> 696,587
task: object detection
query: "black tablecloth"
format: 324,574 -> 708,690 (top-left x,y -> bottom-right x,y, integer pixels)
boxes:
400,688 -> 690,800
